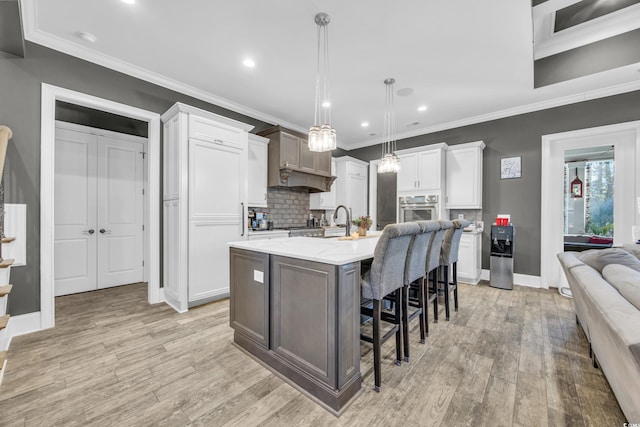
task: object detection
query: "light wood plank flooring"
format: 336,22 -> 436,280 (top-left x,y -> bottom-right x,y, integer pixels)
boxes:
0,282 -> 627,426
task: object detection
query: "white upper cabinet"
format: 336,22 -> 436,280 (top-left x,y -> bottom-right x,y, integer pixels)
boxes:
445,141 -> 485,209
334,157 -> 368,224
310,158 -> 337,209
247,134 -> 269,208
396,144 -> 447,193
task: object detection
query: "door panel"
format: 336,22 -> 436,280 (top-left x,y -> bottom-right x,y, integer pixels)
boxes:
54,128 -> 98,296
97,137 -> 144,288
55,123 -> 145,296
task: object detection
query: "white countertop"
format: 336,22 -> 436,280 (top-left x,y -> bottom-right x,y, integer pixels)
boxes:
229,232 -> 382,265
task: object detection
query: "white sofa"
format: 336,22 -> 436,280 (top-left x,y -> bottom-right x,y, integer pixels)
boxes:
557,248 -> 640,422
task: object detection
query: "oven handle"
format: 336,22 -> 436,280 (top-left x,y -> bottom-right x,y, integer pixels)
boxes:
399,204 -> 438,208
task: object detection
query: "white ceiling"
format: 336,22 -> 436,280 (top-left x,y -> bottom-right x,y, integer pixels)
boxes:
20,0 -> 640,150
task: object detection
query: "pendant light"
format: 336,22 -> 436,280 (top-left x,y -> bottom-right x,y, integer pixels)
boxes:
570,167 -> 583,198
308,13 -> 336,152
378,78 -> 401,173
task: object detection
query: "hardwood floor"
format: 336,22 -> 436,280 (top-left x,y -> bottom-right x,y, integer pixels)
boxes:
0,282 -> 627,426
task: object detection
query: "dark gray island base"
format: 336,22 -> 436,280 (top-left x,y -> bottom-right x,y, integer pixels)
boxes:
230,247 -> 363,415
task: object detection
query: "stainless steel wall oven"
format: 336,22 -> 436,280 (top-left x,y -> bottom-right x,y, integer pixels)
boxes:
398,195 -> 439,222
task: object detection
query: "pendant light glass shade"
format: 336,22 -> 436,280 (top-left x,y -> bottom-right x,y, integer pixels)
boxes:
378,78 -> 401,173
308,13 -> 337,152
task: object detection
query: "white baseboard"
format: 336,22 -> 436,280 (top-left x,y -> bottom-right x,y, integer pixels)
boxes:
480,269 -> 544,289
0,311 -> 43,351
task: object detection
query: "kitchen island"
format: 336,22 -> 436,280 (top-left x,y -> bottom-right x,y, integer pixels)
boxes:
228,234 -> 380,415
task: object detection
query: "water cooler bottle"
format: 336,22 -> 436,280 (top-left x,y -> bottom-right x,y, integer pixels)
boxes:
490,224 -> 515,290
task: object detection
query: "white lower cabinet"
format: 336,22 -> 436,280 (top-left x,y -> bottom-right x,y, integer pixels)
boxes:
162,102 -> 253,312
457,232 -> 482,285
248,231 -> 290,241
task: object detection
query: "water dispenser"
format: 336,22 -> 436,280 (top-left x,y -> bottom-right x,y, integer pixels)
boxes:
490,224 -> 515,290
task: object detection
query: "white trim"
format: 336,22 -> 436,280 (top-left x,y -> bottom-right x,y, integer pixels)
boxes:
40,83 -> 162,330
532,1 -> 640,60
395,142 -> 449,156
540,120 -> 640,290
480,269 -> 543,289
346,79 -> 640,150
20,0 -> 302,136
0,311 -> 42,351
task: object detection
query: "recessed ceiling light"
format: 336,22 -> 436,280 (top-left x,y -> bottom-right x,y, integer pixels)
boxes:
121,0 -> 135,4
361,122 -> 369,127
397,87 -> 414,96
243,59 -> 255,68
77,32 -> 97,43
418,105 -> 428,112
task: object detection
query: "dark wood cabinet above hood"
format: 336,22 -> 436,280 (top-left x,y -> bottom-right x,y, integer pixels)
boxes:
258,126 -> 336,193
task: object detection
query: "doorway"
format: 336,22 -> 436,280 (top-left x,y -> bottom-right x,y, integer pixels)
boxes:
40,84 -> 161,331
54,121 -> 146,296
541,120 -> 640,289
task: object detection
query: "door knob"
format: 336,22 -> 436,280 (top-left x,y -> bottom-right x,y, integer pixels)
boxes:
99,229 -> 111,234
83,229 -> 95,235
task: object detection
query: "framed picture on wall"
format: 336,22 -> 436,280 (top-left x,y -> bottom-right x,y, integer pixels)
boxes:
501,156 -> 521,179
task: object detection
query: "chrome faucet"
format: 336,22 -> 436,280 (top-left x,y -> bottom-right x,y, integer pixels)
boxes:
333,205 -> 352,237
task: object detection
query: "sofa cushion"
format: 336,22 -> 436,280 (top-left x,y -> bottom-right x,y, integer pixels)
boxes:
602,264 -> 640,311
577,248 -> 640,274
622,243 -> 640,260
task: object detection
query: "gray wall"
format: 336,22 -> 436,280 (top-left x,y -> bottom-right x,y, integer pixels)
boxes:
0,42 -> 273,315
2,41 -> 640,313
346,90 -> 640,278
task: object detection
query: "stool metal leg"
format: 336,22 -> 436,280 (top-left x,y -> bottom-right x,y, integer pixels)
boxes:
402,285 -> 410,362
394,290 -> 402,366
431,268 -> 438,323
418,277 -> 426,343
453,262 -> 459,312
443,265 -> 451,321
373,299 -> 381,392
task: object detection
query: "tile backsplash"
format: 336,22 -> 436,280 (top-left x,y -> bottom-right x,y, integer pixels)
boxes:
249,187 -> 311,228
449,209 -> 483,224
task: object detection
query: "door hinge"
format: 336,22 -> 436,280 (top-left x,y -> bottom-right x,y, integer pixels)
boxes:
140,152 -> 147,159
142,260 -> 144,267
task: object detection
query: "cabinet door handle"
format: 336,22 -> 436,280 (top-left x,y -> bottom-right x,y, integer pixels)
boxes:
99,229 -> 111,235
82,229 -> 95,235
241,202 -> 245,237
264,193 -> 267,201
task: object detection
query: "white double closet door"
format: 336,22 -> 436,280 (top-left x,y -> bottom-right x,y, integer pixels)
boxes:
54,122 -> 146,296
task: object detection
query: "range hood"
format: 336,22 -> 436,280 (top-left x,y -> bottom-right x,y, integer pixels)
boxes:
276,165 -> 336,193
258,126 -> 336,193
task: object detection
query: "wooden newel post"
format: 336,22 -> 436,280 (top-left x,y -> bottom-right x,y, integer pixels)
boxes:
0,125 -> 13,263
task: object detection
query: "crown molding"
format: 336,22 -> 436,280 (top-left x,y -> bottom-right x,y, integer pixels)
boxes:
20,0 -> 305,134
344,78 -> 640,150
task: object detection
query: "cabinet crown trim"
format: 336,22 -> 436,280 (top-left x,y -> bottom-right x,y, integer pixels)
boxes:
249,134 -> 270,144
395,142 -> 448,155
161,102 -> 255,132
334,156 -> 368,166
447,140 -> 486,150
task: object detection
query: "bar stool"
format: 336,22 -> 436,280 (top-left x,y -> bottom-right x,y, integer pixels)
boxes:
402,220 -> 440,362
426,220 -> 452,325
360,222 -> 419,392
439,219 -> 470,320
